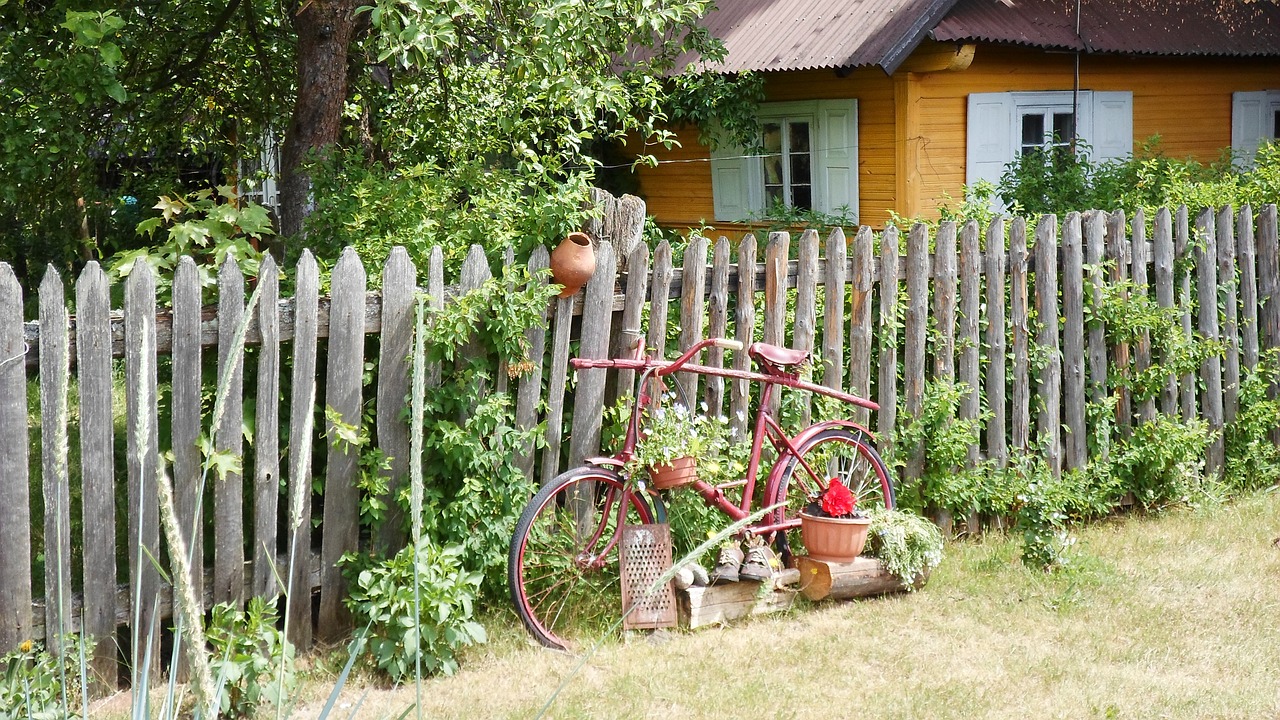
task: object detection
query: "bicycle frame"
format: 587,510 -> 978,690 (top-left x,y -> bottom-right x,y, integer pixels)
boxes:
570,335 -> 880,539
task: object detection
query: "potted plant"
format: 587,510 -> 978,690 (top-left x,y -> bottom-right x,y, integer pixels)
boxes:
799,479 -> 872,562
864,506 -> 944,587
627,402 -> 728,490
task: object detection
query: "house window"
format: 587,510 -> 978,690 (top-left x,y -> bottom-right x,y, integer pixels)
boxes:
709,99 -> 858,223
966,91 -> 1133,203
1232,91 -> 1280,166
238,129 -> 280,213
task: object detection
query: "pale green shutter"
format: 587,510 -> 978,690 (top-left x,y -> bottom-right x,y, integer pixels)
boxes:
710,129 -> 756,222
1233,91 -> 1269,167
1090,91 -> 1133,162
814,99 -> 859,221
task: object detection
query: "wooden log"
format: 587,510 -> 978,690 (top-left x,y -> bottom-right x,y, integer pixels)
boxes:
823,227 -> 848,394
375,248 -> 415,553
903,224 -> 930,484
1062,212 -> 1087,471
704,238 -> 731,415
1010,218 -> 1031,452
39,268 -> 72,648
678,568 -> 799,629
794,556 -> 923,602
318,247 -> 366,642
1034,215 -> 1062,477
794,229 -> 820,425
286,251 -> 319,650
214,259 -> 245,608
1195,209 -> 1225,477
849,227 -> 873,425
124,259 -> 161,680
254,256 -> 281,598
1217,206 -> 1240,425
677,235 -> 708,407
985,218 -> 1008,468
1131,209 -> 1156,422
170,259 -> 202,612
1153,208 -> 1178,416
515,247 -> 553,480
731,235 -> 758,438
764,232 -> 789,417
567,243 -> 618,468
0,262 -> 31,654
877,227 -> 900,454
1238,204 -> 1260,371
1107,210 -> 1132,435
1177,206 -> 1196,421
76,262 -> 116,690
958,220 -> 981,466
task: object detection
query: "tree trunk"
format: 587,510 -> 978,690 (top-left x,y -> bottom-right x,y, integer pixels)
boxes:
280,0 -> 358,239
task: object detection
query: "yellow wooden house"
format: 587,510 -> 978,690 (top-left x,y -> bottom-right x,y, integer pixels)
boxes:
625,0 -> 1280,232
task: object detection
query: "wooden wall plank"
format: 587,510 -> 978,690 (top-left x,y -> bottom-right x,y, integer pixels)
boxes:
794,229 -> 820,425
731,235 -> 758,438
705,238 -> 731,415
1153,208 -> 1178,416
1106,210 -> 1132,435
568,243 -> 618,468
515,247 -> 552,480
958,220 -> 981,466
1010,218 -> 1031,453
849,227 -> 872,426
39,267 -> 72,647
1062,212 -> 1087,471
1195,209 -> 1225,477
823,227 -> 847,394
1034,216 -> 1062,477
75,262 -> 116,689
903,224 -> 930,485
985,219 -> 1008,468
318,248 -> 367,642
286,251 -> 319,650
1131,209 -> 1156,422
214,259 -> 245,608
678,236 -> 709,407
1238,204 -> 1260,371
1217,206 -> 1240,424
877,227 -> 900,455
375,248 -> 415,553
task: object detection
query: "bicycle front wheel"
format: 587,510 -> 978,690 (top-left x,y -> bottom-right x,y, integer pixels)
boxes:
767,428 -> 894,551
508,467 -> 655,651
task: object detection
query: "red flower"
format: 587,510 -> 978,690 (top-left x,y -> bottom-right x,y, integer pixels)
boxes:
821,478 -> 856,517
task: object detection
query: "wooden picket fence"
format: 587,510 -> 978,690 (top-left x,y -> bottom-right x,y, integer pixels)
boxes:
0,203 -> 1278,690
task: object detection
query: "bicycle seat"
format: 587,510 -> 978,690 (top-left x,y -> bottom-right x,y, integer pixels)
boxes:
748,342 -> 809,374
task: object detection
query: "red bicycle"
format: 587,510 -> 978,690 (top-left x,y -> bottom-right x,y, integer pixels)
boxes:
507,335 -> 896,650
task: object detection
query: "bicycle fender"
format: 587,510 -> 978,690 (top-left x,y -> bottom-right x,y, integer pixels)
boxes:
585,456 -> 625,470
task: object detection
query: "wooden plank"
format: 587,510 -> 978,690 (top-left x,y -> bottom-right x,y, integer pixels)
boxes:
253,256 -> 281,598
1062,212 -> 1087,472
1195,209 -> 1224,477
877,227 -> 900,454
1106,210 -> 1132,435
677,235 -> 708,407
214,259 -> 245,608
568,243 -> 618,468
794,229 -> 820,425
171,258 -> 203,613
123,259 -> 161,680
1034,215 -> 1062,477
1238,204 -> 1260,371
647,240 -> 674,362
375,248 -> 415,553
38,268 -> 72,647
763,232 -> 790,417
933,222 -> 958,383
75,262 -> 116,690
1217,206 -> 1240,425
985,219 -> 1008,468
704,238 -> 731,416
540,291 -> 575,486
1153,208 -> 1178,416
731,235 -> 758,437
678,569 -> 799,628
613,244 -> 650,408
849,227 -> 873,425
823,227 -> 848,394
515,247 -> 552,480
286,251 -> 319,650
0,264 -> 31,654
1010,218 -> 1031,453
1131,209 -> 1156,422
1177,206 -> 1196,421
958,220 -> 981,466
318,247 -> 366,642
903,224 -> 930,485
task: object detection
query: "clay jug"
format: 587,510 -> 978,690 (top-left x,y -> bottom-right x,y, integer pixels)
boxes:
550,232 -> 596,298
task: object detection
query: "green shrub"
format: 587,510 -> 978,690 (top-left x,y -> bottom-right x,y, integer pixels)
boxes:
0,636 -> 93,720
206,598 -> 295,719
1224,352 -> 1280,492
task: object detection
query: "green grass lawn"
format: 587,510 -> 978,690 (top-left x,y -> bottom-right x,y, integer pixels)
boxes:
285,489 -> 1280,719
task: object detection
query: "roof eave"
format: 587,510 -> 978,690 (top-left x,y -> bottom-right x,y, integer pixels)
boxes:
877,0 -> 966,74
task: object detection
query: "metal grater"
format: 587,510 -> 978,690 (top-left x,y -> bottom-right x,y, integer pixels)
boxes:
619,523 -> 678,630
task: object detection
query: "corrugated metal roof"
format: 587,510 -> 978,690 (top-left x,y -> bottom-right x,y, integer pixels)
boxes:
671,0 -> 961,74
932,0 -> 1280,56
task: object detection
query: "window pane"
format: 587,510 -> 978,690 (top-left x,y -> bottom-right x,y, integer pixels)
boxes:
765,185 -> 784,207
792,185 -> 812,211
790,153 -> 811,185
763,155 -> 783,185
1273,110 -> 1280,139
1052,112 -> 1075,144
762,122 -> 782,153
789,121 -> 811,153
1021,114 -> 1045,145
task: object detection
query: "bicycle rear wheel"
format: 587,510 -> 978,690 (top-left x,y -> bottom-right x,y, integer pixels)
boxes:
766,428 -> 894,556
508,467 -> 655,651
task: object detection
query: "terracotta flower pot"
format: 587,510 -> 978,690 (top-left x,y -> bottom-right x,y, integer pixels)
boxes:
649,456 -> 698,490
799,512 -> 872,563
550,231 -> 596,298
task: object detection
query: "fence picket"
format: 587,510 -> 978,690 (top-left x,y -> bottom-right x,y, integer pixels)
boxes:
0,263 -> 30,654
823,227 -> 847,393
1010,218 -> 1031,453
253,256 -> 281,598
933,222 -> 957,382
286,251 -> 319,650
958,220 -> 981,466
318,248 -> 366,641
678,235 -> 708,407
1034,216 -> 1063,477
375,248 -> 415,552
1177,206 -> 1196,420
1217,206 -> 1240,424
877,227 -> 900,454
515,247 -> 552,479
647,240 -> 674,362
568,243 -> 617,468
985,219 -> 1008,468
1063,212 -> 1087,471
214,259 -> 245,608
705,238 -> 731,415
849,227 -> 872,425
1254,205 -> 1279,445
1107,210 -> 1132,434
614,244 -> 649,405
1238,205 -> 1260,370
795,229 -> 820,425
732,235 -> 758,438
171,259 -> 202,617
1131,209 -> 1156,422
1154,208 -> 1177,416
1195,209 -> 1225,477
75,262 -> 116,689
38,268 -> 72,648
903,224 -> 930,485
764,232 -> 789,417
426,246 -> 445,389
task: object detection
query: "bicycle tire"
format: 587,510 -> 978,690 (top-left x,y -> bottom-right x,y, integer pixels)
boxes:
766,428 -> 894,556
508,467 -> 655,651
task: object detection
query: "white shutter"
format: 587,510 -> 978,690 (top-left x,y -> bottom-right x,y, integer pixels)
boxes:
966,93 -> 1014,210
710,127 -> 757,222
1090,91 -> 1133,162
814,99 -> 859,221
1232,91 -> 1268,167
